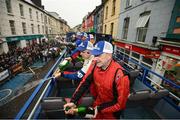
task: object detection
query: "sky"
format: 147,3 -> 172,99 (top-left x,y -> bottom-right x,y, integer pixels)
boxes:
42,0 -> 101,28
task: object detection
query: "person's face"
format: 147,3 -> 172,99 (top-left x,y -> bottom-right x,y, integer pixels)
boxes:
81,36 -> 86,41
76,35 -> 81,39
80,50 -> 91,59
90,38 -> 95,44
94,53 -> 112,69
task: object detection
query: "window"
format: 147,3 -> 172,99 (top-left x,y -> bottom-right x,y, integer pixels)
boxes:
42,25 -> 44,34
105,6 -> 108,19
0,27 -> 2,35
36,11 -> 39,21
9,20 -> 16,35
45,15 -> 47,23
122,17 -> 130,39
19,4 -> 24,17
112,0 -> 116,16
6,0 -> 12,13
31,24 -> 34,34
41,13 -> 43,22
126,0 -> 132,8
132,52 -> 140,59
48,17 -> 50,24
110,22 -> 114,35
38,25 -> 40,33
176,17 -> 180,23
45,26 -> 48,34
104,25 -> 107,34
29,8 -> 32,19
136,12 -> 150,42
173,28 -> 180,34
142,56 -> 153,66
22,22 -> 26,34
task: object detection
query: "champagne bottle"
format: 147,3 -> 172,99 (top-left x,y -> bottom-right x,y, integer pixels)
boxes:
76,106 -> 94,117
58,59 -> 69,71
76,56 -> 84,62
65,106 -> 94,118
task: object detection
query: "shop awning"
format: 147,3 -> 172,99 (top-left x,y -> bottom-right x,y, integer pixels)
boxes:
6,35 -> 44,42
136,14 -> 150,28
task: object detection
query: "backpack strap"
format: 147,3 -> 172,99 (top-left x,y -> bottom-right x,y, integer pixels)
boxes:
113,68 -> 128,98
113,67 -> 126,119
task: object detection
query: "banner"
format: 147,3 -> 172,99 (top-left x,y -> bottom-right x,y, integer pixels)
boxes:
11,63 -> 23,74
0,69 -> 9,82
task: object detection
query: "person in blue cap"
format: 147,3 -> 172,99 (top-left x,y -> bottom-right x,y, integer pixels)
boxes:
64,41 -> 130,119
53,41 -> 94,81
65,32 -> 89,61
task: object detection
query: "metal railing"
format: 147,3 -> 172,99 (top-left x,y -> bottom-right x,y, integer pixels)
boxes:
114,47 -> 180,112
15,48 -> 67,119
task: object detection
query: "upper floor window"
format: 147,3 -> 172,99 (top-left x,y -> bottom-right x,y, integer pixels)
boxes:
41,13 -> 43,22
104,24 -> 107,34
22,22 -> 26,34
122,17 -> 130,39
19,4 -> 24,17
48,18 -> 51,24
136,12 -> 150,42
9,20 -> 16,35
105,6 -> 108,19
42,25 -> 44,34
6,0 -> 12,13
29,8 -> 32,19
112,0 -> 116,16
31,24 -> 34,34
36,11 -> 39,21
38,25 -> 40,33
44,15 -> 47,23
110,22 -> 114,35
126,0 -> 132,8
0,27 -> 2,35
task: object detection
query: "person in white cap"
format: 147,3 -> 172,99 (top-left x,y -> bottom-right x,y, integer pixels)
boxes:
53,41 -> 94,81
64,41 -> 130,119
89,34 -> 95,44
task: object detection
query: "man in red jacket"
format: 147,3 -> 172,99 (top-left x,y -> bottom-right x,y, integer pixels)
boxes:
64,41 -> 130,119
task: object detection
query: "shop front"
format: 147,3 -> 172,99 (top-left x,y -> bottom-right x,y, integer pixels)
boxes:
114,41 -> 160,70
6,34 -> 44,51
154,45 -> 180,98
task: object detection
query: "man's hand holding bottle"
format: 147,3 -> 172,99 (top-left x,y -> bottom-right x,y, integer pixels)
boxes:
63,102 -> 98,118
53,69 -> 61,78
64,102 -> 77,115
65,57 -> 72,61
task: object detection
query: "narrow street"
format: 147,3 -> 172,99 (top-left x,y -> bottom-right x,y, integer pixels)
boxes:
0,59 -> 56,118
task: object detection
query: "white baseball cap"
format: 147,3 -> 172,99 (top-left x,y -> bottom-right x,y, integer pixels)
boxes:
91,41 -> 113,56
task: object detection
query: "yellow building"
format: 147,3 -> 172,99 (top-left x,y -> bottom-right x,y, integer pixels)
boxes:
103,0 -> 120,38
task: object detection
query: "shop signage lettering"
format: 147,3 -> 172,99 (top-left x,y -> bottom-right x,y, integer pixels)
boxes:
0,69 -> 9,81
163,45 -> 180,56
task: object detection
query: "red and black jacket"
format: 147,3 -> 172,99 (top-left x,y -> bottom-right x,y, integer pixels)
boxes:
71,60 -> 130,119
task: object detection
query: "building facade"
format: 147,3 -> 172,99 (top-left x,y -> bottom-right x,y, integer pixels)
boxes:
102,0 -> 121,38
114,0 -> 176,71
94,5 -> 104,33
0,0 -> 70,54
113,0 -> 179,103
153,0 -> 180,97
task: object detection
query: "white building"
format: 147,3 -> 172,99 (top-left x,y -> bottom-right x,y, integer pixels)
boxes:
0,0 -> 70,54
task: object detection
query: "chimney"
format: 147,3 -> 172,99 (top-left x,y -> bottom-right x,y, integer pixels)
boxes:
31,0 -> 42,8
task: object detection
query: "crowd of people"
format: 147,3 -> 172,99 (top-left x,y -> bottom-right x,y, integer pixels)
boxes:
0,41 -> 60,73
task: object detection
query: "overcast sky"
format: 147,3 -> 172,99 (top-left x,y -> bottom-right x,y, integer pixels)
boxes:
42,0 -> 101,28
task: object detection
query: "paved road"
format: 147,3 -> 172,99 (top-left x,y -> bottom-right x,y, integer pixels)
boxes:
0,59 -> 57,119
